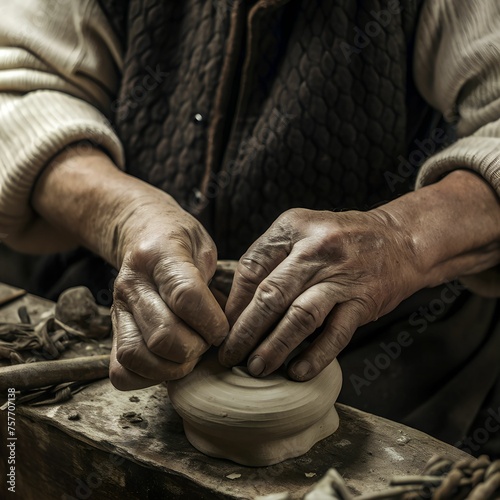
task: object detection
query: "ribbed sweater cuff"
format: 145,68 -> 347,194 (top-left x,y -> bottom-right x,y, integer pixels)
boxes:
0,90 -> 124,249
416,136 -> 500,297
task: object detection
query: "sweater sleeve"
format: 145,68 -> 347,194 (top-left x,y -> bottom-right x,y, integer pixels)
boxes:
0,0 -> 125,252
413,0 -> 500,297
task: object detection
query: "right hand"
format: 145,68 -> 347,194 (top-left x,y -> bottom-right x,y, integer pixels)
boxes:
31,146 -> 228,390
108,193 -> 229,390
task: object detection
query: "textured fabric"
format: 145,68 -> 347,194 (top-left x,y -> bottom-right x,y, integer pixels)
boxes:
100,0 -> 423,258
414,0 -> 500,296
0,91 -> 124,252
0,0 -> 124,250
0,0 -> 498,455
0,0 -> 498,292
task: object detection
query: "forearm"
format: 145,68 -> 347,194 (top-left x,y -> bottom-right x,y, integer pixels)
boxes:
31,145 -> 178,268
373,169 -> 500,288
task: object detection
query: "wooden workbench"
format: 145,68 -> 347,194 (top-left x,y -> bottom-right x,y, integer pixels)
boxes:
0,283 -> 470,499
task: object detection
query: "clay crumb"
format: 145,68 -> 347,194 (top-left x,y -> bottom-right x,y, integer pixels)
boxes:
129,396 -> 140,403
397,430 -> 411,445
304,472 -> 316,478
335,439 -> 351,448
68,412 -> 80,421
226,473 -> 241,480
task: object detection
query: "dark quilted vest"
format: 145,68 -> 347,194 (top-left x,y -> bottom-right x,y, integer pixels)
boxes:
98,0 -> 427,258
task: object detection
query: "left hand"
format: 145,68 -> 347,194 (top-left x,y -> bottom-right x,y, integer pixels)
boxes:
218,207 -> 424,381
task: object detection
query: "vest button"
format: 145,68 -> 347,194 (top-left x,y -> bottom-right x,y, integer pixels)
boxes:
194,113 -> 206,124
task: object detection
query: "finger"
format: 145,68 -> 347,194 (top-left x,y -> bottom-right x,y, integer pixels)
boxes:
287,300 -> 367,381
225,226 -> 292,326
219,249 -> 322,367
110,302 -> 199,386
154,258 -> 229,346
109,328 -> 157,391
116,279 -> 208,363
246,283 -> 336,377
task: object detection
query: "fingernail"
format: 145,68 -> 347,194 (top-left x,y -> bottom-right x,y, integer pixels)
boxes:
248,356 -> 266,377
292,361 -> 311,380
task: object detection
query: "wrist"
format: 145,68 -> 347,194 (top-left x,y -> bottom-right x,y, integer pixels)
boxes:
371,170 -> 500,289
32,144 -> 181,267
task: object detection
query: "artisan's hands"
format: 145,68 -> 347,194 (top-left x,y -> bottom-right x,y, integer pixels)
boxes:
218,208 -> 421,381
219,170 -> 500,381
108,196 -> 228,389
32,146 -> 228,390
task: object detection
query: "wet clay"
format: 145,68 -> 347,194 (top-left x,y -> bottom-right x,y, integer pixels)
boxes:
168,357 -> 342,466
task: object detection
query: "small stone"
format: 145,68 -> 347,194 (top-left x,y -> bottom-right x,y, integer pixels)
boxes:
67,412 -> 80,421
122,411 -> 136,418
397,431 -> 411,445
129,396 -> 140,403
226,473 -> 241,480
397,436 -> 411,445
304,472 -> 316,478
129,416 -> 143,424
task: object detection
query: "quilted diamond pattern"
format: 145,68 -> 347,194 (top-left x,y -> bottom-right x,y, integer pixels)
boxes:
98,0 -> 424,258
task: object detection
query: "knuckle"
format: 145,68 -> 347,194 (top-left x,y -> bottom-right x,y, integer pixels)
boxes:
288,303 -> 322,332
113,274 -> 131,302
255,280 -> 288,314
115,342 -> 141,370
327,323 -> 352,354
113,273 -> 126,291
146,329 -> 174,357
276,208 -> 310,233
351,296 -> 376,322
299,231 -> 342,262
237,256 -> 269,287
168,278 -> 199,312
279,207 -> 302,223
231,324 -> 257,349
131,239 -> 162,264
268,335 -> 292,356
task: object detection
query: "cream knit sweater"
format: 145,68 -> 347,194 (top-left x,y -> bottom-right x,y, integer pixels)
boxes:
0,0 -> 499,295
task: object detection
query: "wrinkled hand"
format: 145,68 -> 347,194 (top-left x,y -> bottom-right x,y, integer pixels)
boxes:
109,196 -> 228,390
219,207 -> 423,381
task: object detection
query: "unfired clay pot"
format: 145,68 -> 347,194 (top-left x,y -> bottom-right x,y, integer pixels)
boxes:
168,356 -> 342,466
